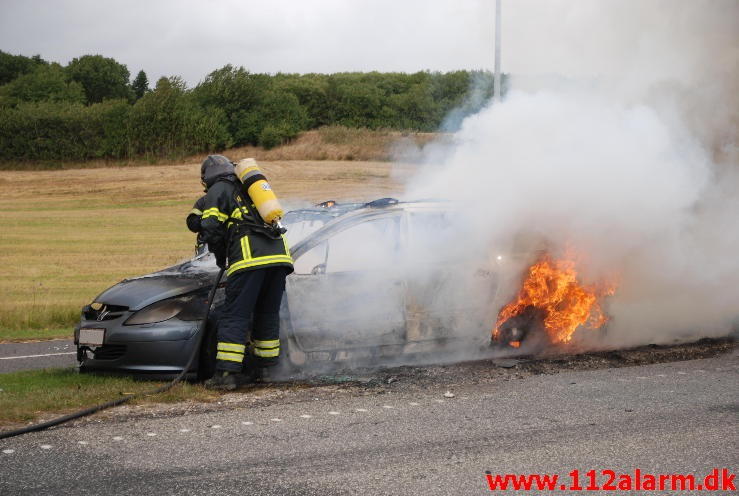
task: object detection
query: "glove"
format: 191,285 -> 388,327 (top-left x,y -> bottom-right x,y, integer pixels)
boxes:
207,241 -> 227,269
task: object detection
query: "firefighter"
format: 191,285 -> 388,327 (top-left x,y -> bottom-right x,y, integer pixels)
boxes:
186,195 -> 207,255
198,155 -> 293,390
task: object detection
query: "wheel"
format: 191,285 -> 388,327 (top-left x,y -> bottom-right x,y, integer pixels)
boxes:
493,305 -> 550,354
196,317 -> 218,381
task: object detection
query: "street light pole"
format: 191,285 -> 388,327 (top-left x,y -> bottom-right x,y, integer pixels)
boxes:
494,0 -> 502,102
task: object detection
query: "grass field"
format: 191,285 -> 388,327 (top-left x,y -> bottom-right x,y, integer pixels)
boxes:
0,367 -> 217,425
0,159 -> 409,341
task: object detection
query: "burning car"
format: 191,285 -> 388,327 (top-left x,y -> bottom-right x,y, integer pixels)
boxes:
75,198 -> 613,378
76,199 -> 499,377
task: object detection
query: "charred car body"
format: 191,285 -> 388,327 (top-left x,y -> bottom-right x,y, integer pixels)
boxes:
75,199 -> 527,378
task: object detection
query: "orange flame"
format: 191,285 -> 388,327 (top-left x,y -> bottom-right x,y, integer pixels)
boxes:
494,253 -> 616,344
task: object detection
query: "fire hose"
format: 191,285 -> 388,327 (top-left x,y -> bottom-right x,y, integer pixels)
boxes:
0,267 -> 226,440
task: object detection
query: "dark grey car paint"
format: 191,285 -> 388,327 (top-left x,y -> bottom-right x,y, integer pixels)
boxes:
96,273 -> 214,311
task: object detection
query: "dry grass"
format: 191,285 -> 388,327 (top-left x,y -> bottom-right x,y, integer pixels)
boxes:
1,126 -> 443,171
0,159 -> 410,339
220,126 -> 441,162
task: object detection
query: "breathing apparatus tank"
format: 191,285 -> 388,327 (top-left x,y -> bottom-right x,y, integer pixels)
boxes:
234,158 -> 284,227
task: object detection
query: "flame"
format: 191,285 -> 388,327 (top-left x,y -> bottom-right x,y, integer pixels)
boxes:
493,253 -> 616,344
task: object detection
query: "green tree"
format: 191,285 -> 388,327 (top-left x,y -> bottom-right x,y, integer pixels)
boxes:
66,54 -> 131,104
0,50 -> 47,85
0,66 -> 505,163
0,63 -> 85,107
192,65 -> 273,145
131,70 -> 150,100
327,76 -> 384,128
128,76 -> 231,158
253,91 -> 309,148
438,70 -> 497,131
274,74 -> 330,127
387,83 -> 440,131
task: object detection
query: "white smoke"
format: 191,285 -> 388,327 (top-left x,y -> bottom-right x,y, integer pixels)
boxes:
402,0 -> 739,348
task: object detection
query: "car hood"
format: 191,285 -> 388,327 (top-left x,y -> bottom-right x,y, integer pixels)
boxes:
94,265 -> 218,311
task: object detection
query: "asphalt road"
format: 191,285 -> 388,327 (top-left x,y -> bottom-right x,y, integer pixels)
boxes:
1,350 -> 736,495
0,340 -> 76,373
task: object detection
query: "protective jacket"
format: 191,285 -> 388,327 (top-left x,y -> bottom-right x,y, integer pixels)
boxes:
186,195 -> 206,234
200,175 -> 293,276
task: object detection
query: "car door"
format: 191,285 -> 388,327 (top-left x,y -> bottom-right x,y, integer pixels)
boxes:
401,208 -> 503,345
285,213 -> 406,353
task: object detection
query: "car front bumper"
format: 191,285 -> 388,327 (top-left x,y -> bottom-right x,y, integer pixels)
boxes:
75,317 -> 203,376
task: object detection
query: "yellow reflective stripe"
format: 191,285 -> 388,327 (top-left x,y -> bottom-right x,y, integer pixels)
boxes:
217,342 -> 246,353
227,207 -> 251,227
241,236 -> 252,260
230,207 -> 248,220
281,235 -> 291,256
189,208 -> 203,216
216,351 -> 244,363
253,339 -> 280,349
226,255 -> 294,275
231,255 -> 294,267
253,347 -> 279,358
202,207 -> 228,222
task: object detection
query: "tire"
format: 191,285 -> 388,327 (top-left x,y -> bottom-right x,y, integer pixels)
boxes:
196,317 -> 218,382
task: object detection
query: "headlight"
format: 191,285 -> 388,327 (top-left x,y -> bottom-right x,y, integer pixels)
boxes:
123,294 -> 208,325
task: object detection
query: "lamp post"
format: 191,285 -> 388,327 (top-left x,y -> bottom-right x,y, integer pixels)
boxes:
494,0 -> 502,102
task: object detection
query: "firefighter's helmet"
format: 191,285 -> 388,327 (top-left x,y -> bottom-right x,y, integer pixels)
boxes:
200,155 -> 234,189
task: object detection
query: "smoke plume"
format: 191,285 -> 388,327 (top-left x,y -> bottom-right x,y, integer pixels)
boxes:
403,0 -> 739,349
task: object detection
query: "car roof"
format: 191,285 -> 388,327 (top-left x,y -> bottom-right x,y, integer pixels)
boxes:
290,199 -> 449,255
283,198 -> 402,222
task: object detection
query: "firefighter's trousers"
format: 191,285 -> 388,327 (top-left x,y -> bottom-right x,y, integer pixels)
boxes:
215,267 -> 288,372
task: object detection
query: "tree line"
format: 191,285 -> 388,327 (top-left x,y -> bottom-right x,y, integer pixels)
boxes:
0,50 -> 505,162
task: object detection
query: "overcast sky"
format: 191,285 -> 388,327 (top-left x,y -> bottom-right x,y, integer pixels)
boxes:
0,0 -> 736,87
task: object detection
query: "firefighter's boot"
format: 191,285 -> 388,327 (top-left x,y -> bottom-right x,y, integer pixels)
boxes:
241,359 -> 265,383
204,370 -> 255,391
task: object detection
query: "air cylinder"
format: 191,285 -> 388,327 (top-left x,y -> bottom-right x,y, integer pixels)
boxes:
234,158 -> 284,224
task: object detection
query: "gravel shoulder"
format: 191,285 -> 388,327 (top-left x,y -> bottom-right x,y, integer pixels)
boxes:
78,338 -> 736,427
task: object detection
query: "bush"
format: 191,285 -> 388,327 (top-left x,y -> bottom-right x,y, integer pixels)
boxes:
0,101 -> 85,161
274,74 -> 330,127
97,99 -> 132,158
213,84 -> 309,147
259,124 -> 291,150
128,77 -> 232,159
0,99 -> 131,161
0,81 -> 232,162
